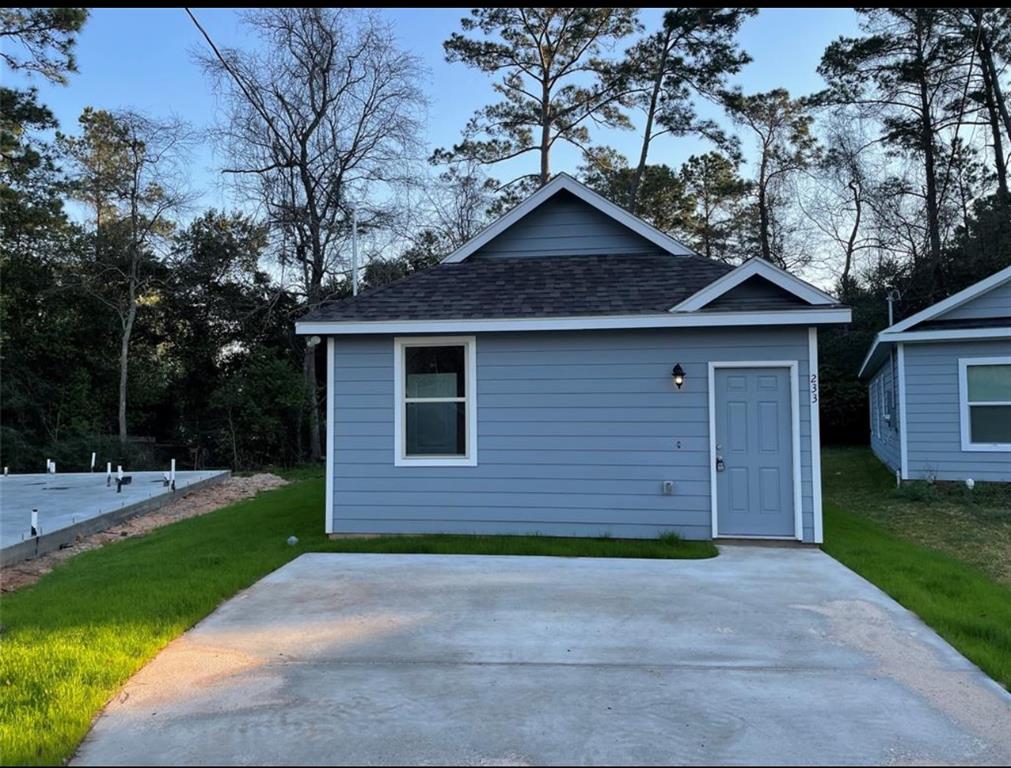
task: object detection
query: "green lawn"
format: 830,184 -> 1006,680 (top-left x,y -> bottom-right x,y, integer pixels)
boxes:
0,473 -> 714,767
821,447 -> 1011,691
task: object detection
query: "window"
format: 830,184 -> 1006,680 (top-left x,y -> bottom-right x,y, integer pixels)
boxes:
959,357 -> 1011,451
394,337 -> 477,466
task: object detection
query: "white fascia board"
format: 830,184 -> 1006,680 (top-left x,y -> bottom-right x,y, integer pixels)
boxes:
879,327 -> 1011,343
884,263 -> 1011,333
669,258 -> 839,312
296,307 -> 852,336
858,336 -> 887,380
859,325 -> 1011,380
440,173 -> 695,264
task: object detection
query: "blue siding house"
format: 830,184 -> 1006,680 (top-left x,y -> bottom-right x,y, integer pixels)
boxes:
860,264 -> 1011,482
297,175 -> 852,542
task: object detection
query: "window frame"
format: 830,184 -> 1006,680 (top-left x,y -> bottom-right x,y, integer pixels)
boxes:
958,355 -> 1011,452
394,336 -> 477,467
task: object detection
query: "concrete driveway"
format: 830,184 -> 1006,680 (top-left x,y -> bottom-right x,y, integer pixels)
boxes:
74,547 -> 1011,766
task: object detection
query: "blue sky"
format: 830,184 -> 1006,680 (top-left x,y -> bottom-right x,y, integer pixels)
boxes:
13,7 -> 862,213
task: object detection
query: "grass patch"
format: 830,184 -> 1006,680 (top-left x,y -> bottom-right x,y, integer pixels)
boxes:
823,447 -> 1011,588
0,474 -> 713,766
822,447 -> 1011,690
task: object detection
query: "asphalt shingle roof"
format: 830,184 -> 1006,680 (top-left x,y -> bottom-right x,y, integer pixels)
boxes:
302,253 -> 736,322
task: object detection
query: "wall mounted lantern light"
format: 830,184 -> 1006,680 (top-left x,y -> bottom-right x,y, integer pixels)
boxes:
672,363 -> 685,390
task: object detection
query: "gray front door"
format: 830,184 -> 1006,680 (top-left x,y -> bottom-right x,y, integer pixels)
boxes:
714,367 -> 795,537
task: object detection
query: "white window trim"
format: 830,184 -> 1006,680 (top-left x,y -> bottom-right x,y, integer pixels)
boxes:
394,336 -> 478,467
958,355 -> 1011,452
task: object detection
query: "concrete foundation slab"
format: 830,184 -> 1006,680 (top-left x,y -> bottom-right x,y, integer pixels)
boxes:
0,470 -> 229,564
72,547 -> 1011,766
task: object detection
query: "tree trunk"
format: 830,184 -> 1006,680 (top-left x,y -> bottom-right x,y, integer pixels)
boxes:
976,25 -> 1009,202
298,150 -> 324,463
539,79 -> 551,186
628,37 -> 670,214
303,344 -> 321,461
118,303 -> 136,444
980,34 -> 1011,145
842,180 -> 862,301
915,29 -> 943,296
757,155 -> 773,263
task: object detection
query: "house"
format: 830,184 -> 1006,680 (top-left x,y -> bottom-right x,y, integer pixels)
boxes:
296,174 -> 851,542
859,265 -> 1011,483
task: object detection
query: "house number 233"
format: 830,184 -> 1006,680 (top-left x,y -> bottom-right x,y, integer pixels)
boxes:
810,373 -> 819,404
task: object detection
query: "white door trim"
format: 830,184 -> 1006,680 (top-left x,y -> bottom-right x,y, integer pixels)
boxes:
708,360 -> 803,541
325,336 -> 335,535
808,328 -> 824,544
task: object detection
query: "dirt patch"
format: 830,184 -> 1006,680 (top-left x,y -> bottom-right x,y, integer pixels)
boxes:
0,473 -> 288,593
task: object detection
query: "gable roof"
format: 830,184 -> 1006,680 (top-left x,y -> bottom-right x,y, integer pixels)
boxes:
441,173 -> 696,263
297,176 -> 852,335
301,253 -> 732,324
670,257 -> 839,312
858,263 -> 1011,379
884,263 -> 1011,333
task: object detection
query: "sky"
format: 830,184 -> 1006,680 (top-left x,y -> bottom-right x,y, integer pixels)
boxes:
11,7 -> 863,227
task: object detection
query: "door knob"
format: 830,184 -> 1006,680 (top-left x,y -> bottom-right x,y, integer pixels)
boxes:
716,456 -> 726,472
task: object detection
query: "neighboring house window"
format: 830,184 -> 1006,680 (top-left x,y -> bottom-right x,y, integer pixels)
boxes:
959,356 -> 1011,451
890,350 -> 900,434
884,385 -> 894,432
394,336 -> 477,466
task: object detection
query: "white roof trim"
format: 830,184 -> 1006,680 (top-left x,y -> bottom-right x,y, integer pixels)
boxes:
858,325 -> 1011,379
440,173 -> 695,263
884,263 -> 1011,333
296,307 -> 851,336
669,257 -> 838,312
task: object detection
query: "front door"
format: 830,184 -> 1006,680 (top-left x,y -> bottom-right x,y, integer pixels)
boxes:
714,367 -> 795,538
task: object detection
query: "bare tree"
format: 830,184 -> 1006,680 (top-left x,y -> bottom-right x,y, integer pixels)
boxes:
59,108 -> 193,443
192,8 -> 425,461
723,89 -> 819,268
797,113 -> 884,298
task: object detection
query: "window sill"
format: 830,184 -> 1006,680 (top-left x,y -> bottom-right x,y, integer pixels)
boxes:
960,443 -> 1011,453
394,456 -> 478,467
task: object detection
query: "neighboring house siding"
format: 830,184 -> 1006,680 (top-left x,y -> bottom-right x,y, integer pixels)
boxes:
473,191 -> 661,259
932,279 -> 1011,322
868,355 -> 901,473
904,339 -> 1011,482
330,327 -> 816,541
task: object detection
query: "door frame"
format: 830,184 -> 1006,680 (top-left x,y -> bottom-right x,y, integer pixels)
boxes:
707,361 -> 803,541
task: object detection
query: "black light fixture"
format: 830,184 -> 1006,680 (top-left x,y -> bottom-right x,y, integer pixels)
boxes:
672,363 -> 685,390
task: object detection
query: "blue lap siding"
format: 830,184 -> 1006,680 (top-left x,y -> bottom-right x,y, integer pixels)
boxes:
330,327 -> 817,541
868,353 -> 902,474
904,339 -> 1011,482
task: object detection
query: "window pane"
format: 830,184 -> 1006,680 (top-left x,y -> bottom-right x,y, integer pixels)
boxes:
967,364 -> 1011,402
406,346 -> 465,398
970,405 -> 1011,444
406,402 -> 466,456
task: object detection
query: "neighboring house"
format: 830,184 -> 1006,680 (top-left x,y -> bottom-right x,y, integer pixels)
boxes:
859,264 -> 1011,483
296,174 -> 851,542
